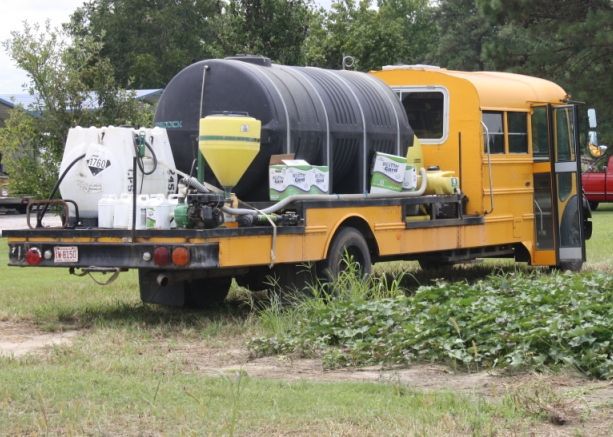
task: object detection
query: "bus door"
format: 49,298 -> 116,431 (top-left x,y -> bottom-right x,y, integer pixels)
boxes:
531,105 -> 585,266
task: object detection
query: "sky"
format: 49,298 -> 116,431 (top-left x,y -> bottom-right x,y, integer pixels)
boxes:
0,0 -> 334,94
0,0 -> 88,93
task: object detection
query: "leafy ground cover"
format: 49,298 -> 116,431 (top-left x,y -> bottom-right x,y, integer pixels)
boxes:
250,270 -> 612,379
249,204 -> 613,381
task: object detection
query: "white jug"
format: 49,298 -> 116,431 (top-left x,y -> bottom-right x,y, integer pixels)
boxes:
168,194 -> 180,229
97,194 -> 116,228
145,194 -> 164,229
135,194 -> 150,230
113,193 -> 132,229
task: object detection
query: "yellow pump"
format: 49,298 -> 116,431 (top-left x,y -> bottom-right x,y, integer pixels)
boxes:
407,135 -> 459,195
199,115 -> 261,193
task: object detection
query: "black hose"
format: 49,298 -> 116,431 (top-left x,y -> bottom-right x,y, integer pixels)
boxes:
136,140 -> 157,176
37,153 -> 86,227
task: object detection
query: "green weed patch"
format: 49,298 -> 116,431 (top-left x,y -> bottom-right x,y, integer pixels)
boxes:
250,271 -> 612,379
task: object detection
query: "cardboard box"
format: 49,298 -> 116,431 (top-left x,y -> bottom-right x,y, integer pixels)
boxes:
370,152 -> 406,194
309,165 -> 329,194
269,155 -> 330,200
269,157 -> 309,201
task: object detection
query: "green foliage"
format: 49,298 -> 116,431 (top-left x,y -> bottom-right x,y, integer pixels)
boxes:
0,22 -> 153,198
475,0 -> 613,144
250,270 -> 613,379
303,0 -> 437,70
67,0 -> 225,88
223,0 -> 314,65
432,0 -> 495,70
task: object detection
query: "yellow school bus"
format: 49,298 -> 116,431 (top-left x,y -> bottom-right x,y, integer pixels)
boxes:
5,61 -> 591,308
372,65 -> 590,268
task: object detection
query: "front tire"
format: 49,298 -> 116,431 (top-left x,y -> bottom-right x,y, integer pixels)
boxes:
588,201 -> 599,211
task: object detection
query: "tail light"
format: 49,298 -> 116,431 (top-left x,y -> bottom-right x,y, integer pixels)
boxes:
25,247 -> 42,265
153,247 -> 170,266
172,247 -> 190,266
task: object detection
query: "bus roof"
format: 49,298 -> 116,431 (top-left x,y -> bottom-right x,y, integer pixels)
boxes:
377,66 -> 569,109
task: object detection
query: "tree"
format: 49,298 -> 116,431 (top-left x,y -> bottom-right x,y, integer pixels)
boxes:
67,0 -> 225,88
477,0 -> 613,144
0,22 -> 152,198
222,0 -> 315,65
303,0 -> 436,71
431,0 -> 495,70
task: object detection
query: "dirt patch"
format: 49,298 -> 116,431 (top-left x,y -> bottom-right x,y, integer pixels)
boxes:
169,340 -> 613,435
173,341 -> 610,399
1,322 -> 610,434
0,320 -> 78,357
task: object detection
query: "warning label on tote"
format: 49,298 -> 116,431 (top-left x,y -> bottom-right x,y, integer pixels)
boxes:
86,150 -> 111,176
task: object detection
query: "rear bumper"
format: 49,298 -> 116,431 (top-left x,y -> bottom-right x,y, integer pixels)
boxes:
8,242 -> 220,270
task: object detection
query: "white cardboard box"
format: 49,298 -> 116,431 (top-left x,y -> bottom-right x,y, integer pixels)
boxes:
370,152 -> 406,194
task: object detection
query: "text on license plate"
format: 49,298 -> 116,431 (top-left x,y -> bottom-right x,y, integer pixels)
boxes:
54,246 -> 78,263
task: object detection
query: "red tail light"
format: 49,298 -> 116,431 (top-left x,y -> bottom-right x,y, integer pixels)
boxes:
25,247 -> 42,265
153,247 -> 170,266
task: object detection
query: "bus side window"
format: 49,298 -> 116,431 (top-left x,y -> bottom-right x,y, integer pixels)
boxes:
482,111 -> 504,153
508,112 -> 528,153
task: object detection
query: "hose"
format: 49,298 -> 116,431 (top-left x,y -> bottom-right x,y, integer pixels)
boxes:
137,139 -> 158,176
37,153 -> 86,227
221,168 -> 429,216
182,175 -> 211,194
155,158 -> 221,194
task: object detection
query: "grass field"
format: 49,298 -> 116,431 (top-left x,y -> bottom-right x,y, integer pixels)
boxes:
0,206 -> 611,435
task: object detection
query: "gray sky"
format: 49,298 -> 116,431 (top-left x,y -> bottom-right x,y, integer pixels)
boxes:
0,0 -> 87,93
0,0 -> 334,93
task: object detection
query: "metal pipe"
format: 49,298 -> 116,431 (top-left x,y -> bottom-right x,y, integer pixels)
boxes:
197,65 -> 209,183
131,156 -> 137,239
222,167 -> 429,216
156,274 -> 169,287
480,121 -> 494,214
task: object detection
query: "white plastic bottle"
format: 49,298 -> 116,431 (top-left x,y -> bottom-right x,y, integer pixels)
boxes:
160,197 -> 176,230
113,193 -> 132,229
167,194 -> 180,229
135,194 -> 150,230
145,194 -> 165,229
97,194 -> 117,228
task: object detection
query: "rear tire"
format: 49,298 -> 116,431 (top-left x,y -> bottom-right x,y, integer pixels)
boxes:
318,227 -> 372,281
185,277 -> 232,309
588,201 -> 599,211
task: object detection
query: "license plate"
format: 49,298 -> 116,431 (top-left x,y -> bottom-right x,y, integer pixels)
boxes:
54,246 -> 78,263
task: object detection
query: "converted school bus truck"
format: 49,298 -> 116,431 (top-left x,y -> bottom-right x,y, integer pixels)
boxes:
5,57 -> 592,308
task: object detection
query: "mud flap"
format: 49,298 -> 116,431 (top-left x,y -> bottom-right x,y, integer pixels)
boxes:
138,269 -> 186,306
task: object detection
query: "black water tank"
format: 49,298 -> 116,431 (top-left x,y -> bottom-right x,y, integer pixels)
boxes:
154,57 -> 413,200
